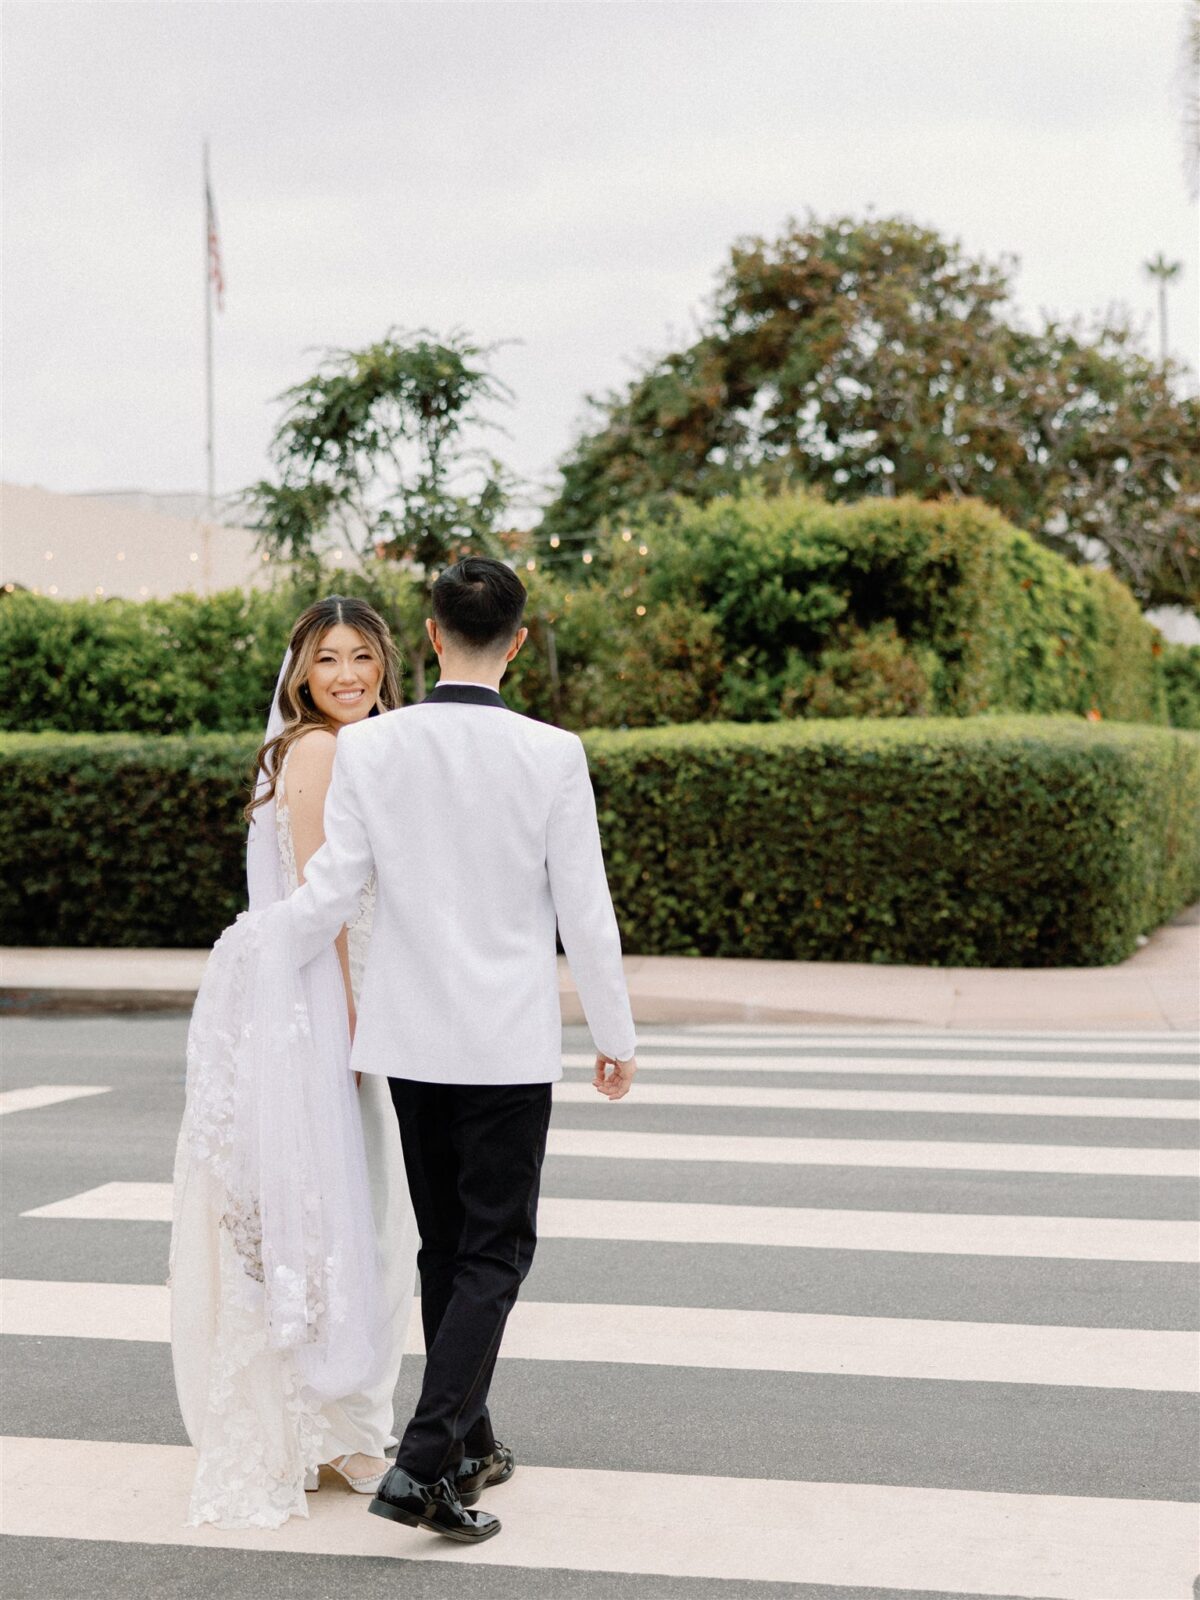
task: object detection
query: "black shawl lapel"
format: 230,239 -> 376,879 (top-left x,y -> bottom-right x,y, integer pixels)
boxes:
422,683 -> 509,709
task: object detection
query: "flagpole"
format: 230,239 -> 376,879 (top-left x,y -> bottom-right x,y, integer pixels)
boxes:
203,138 -> 215,519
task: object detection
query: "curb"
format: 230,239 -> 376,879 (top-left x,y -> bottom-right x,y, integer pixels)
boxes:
0,987 -> 202,1017
0,987 -> 893,1027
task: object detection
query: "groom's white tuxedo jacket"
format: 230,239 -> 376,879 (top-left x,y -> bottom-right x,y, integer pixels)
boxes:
287,680 -> 638,1085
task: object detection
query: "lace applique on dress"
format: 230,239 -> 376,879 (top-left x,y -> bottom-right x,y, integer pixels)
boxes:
171,908 -> 336,1528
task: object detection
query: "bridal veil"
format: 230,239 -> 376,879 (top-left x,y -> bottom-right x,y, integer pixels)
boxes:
169,651 -> 390,1528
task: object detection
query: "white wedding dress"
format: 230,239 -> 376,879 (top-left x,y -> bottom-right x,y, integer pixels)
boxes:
169,741 -> 417,1531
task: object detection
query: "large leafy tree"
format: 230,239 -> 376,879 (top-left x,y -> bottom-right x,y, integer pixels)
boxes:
541,214 -> 1199,606
244,327 -> 518,695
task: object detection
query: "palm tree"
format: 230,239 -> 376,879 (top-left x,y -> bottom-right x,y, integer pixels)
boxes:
1143,253 -> 1184,367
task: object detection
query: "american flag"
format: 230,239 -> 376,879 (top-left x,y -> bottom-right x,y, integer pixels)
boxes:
205,172 -> 225,312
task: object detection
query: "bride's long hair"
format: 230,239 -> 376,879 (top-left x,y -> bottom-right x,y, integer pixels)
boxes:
244,595 -> 402,822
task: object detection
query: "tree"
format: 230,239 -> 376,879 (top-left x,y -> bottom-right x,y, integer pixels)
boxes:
540,214 -> 1200,607
243,327 -> 518,695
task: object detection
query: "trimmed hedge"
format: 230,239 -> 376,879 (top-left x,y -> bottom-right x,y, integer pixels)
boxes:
2,718 -> 1196,964
0,734 -> 254,950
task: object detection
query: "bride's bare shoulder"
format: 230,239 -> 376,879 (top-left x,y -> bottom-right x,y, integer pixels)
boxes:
283,728 -> 338,805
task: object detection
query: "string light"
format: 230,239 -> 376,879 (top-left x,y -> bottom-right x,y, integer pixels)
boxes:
635,604 -> 646,616
582,552 -> 593,564
549,535 -> 560,548
48,585 -> 58,595
189,551 -> 199,562
95,586 -> 105,596
621,529 -> 632,541
44,551 -> 53,561
638,544 -> 648,555
525,558 -> 536,571
116,551 -> 126,562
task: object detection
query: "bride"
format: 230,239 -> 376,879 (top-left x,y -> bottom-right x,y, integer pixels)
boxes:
169,595 -> 418,1529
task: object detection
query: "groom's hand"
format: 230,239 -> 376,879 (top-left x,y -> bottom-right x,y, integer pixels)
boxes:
593,1052 -> 637,1100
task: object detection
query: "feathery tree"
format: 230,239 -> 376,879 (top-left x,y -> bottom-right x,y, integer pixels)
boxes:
243,327 -> 518,695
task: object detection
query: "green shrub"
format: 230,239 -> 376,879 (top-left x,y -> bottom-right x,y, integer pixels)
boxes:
1161,641 -> 1200,731
0,589 -> 295,734
796,622 -> 940,718
3,718 -> 1196,964
0,491 -> 1184,737
581,487 -> 1174,727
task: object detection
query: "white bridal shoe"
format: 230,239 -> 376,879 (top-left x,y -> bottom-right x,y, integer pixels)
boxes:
306,1456 -> 389,1495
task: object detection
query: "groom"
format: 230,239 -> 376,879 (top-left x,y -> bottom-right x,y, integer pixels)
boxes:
288,556 -> 639,1544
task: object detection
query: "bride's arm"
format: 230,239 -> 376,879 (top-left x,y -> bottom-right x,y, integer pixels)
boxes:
285,729 -> 359,1027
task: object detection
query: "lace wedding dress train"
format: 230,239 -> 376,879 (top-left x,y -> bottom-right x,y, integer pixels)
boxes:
169,748 -> 417,1530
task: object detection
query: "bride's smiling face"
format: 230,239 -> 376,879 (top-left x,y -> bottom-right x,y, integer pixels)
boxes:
304,624 -> 383,726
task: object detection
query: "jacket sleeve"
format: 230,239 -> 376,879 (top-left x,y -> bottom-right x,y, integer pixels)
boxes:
546,735 -> 637,1062
285,730 -> 376,969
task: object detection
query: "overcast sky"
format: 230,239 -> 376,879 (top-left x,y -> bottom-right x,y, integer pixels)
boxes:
3,0 -> 1196,516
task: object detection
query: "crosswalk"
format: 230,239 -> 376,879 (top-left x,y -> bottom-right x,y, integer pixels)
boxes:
1,1015 -> 1197,1599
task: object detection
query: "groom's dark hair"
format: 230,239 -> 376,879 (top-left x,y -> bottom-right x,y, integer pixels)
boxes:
432,556 -> 527,653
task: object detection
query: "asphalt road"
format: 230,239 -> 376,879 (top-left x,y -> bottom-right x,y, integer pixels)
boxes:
1,1014 -> 1197,1599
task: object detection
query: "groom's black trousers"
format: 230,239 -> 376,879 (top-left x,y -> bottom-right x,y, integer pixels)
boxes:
387,1077 -> 553,1485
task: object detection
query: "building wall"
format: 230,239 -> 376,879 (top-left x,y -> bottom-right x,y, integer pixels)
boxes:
1,481 -> 274,599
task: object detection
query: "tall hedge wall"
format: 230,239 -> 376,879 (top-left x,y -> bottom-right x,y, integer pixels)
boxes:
629,489 -> 1176,725
3,718 -> 1196,965
2,491 -> 1194,735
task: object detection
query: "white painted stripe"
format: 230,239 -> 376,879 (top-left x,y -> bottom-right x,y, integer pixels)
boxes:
9,1029 -> 1191,1060
565,1050 -> 1200,1081
22,1182 -> 169,1221
9,1042 -> 1192,1080
553,1080 -> 1200,1119
676,1026 -> 1198,1047
547,1127 -> 1200,1176
22,1183 -> 1197,1259
2,1437 -> 1193,1597
0,1085 -> 110,1116
537,1198 -> 1200,1261
3,1279 -> 1193,1390
657,1029 -> 1199,1050
0,1280 -> 170,1343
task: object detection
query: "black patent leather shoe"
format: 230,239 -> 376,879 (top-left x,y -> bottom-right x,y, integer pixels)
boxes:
368,1466 -> 501,1543
455,1441 -> 516,1507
